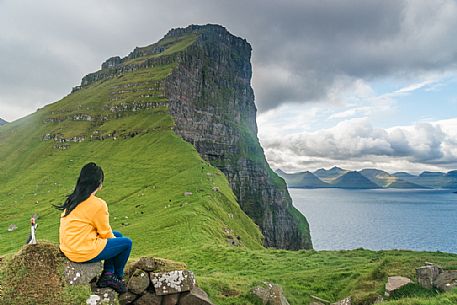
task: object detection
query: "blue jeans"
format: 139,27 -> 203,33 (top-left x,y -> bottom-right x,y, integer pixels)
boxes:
86,230 -> 132,278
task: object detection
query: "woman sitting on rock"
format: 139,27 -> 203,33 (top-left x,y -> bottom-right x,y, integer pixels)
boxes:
55,162 -> 132,293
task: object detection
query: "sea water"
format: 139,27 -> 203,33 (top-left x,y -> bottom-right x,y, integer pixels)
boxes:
290,188 -> 457,253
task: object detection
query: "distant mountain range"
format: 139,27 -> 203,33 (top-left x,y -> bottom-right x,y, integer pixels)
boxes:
0,118 -> 7,126
276,166 -> 457,189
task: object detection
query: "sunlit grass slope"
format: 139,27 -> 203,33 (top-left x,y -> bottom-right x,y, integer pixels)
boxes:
0,113 -> 263,257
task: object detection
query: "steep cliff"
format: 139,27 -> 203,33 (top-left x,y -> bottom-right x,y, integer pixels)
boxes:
162,25 -> 312,250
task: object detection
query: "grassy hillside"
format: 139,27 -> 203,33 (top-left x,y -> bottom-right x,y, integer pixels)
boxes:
0,31 -> 264,256
2,26 -> 457,305
0,114 -> 263,256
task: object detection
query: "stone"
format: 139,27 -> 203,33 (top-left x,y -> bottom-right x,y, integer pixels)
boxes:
150,270 -> 196,295
435,270 -> 457,291
133,292 -> 162,305
332,296 -> 351,305
184,192 -> 193,196
162,293 -> 180,305
416,263 -> 443,289
128,257 -> 187,273
7,224 -> 17,232
86,294 -> 101,305
127,268 -> 150,295
63,260 -> 103,285
385,276 -> 412,297
90,287 -> 118,305
251,282 -> 290,305
179,287 -> 214,305
119,291 -> 138,305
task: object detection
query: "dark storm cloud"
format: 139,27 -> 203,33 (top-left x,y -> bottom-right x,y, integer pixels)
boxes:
1,0 -> 457,120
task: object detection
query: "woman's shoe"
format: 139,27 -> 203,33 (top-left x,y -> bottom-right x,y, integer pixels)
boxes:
96,272 -> 128,294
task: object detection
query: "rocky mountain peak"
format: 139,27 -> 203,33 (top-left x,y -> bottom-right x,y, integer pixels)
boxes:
163,24 -> 311,249
164,23 -> 230,39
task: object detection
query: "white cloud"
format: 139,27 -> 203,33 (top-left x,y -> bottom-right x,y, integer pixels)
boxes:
261,117 -> 457,173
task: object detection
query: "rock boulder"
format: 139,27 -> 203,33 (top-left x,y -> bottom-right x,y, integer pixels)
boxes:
416,263 -> 443,289
128,256 -> 187,273
150,270 -> 196,295
64,260 -> 103,285
251,282 -> 290,305
416,262 -> 457,291
133,292 -> 162,305
179,287 -> 214,305
385,276 -> 412,297
435,270 -> 457,291
127,269 -> 150,295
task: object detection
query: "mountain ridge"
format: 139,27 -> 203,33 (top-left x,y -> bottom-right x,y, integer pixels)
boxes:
278,167 -> 457,189
0,118 -> 7,126
275,170 -> 330,188
331,171 -> 381,189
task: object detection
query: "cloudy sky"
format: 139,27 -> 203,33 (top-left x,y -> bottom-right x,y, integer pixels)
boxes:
1,0 -> 457,173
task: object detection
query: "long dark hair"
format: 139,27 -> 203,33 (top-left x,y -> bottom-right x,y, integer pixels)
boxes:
55,162 -> 104,217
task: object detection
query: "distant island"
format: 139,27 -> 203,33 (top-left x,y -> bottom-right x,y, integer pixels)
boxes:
276,167 -> 457,189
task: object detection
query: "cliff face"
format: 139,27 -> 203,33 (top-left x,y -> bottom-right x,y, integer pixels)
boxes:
163,25 -> 312,250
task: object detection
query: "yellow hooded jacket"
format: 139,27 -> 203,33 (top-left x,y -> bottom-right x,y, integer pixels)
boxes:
59,194 -> 115,262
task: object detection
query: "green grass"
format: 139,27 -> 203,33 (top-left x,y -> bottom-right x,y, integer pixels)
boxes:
2,29 -> 457,305
0,130 -> 264,255
163,247 -> 457,305
123,34 -> 198,65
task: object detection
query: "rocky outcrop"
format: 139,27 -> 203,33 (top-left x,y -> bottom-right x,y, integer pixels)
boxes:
416,263 -> 457,291
164,24 -> 312,250
0,244 -> 213,305
122,257 -> 214,305
416,263 -> 443,289
0,118 -> 7,126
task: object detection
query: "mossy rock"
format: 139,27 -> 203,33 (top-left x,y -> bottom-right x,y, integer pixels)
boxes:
126,256 -> 187,275
0,242 -> 101,305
